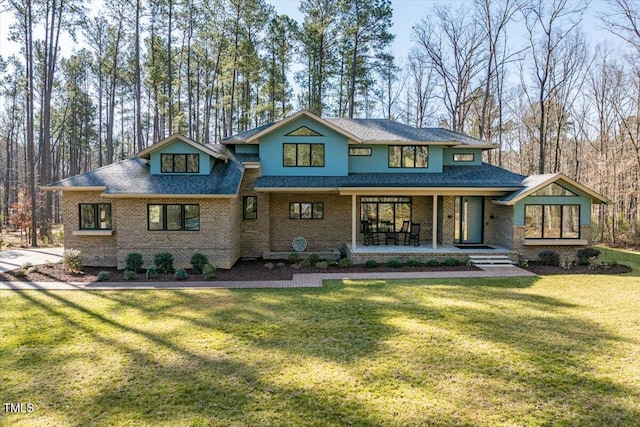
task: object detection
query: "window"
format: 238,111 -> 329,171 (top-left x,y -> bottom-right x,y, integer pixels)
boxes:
243,196 -> 257,220
531,183 -> 577,196
453,153 -> 475,162
79,203 -> 112,230
360,197 -> 411,232
283,143 -> 324,167
349,147 -> 372,156
148,204 -> 200,231
525,204 -> 580,239
160,154 -> 199,173
289,202 -> 324,219
388,146 -> 428,168
285,126 -> 322,136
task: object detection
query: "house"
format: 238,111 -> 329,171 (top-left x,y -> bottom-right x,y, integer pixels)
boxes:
44,110 -> 609,269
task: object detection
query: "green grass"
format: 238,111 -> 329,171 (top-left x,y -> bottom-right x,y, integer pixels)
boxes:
1,247 -> 639,426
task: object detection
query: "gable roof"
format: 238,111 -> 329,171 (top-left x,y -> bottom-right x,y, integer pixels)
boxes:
222,110 -> 495,148
137,133 -> 231,161
496,173 -> 610,205
44,157 -> 243,197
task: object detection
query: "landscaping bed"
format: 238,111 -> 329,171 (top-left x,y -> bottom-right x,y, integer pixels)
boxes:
523,262 -> 631,275
0,258 -> 479,283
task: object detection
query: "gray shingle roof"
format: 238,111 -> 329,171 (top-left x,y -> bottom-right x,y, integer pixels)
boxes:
255,163 -> 526,189
222,122 -> 274,143
46,157 -> 243,196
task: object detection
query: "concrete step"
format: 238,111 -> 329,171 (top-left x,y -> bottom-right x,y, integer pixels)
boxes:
468,255 -> 514,267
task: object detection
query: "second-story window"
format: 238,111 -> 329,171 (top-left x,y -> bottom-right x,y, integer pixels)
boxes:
389,146 -> 428,168
161,154 -> 199,173
283,143 -> 324,167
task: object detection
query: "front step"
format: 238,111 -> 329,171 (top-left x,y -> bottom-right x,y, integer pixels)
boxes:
468,255 -> 514,267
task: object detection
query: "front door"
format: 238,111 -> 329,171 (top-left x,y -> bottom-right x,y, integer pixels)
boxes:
454,196 -> 484,244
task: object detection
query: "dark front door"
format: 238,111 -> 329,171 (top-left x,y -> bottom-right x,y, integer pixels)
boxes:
454,196 -> 484,244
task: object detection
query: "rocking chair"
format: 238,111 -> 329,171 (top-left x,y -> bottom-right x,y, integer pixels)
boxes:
403,223 -> 421,246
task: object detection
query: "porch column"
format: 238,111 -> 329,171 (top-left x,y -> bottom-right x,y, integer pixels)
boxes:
352,194 -> 357,250
432,195 -> 438,249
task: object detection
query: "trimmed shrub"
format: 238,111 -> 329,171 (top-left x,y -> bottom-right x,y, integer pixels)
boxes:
190,253 -> 209,274
444,258 -> 461,267
559,253 -> 575,270
577,247 -> 601,265
264,262 -> 275,270
124,270 -> 137,281
21,262 -> 33,270
174,268 -> 188,280
406,259 -> 421,267
538,250 -> 560,266
338,258 -> 352,268
14,269 -> 27,278
125,253 -> 144,273
315,261 -> 329,269
425,259 -> 441,267
96,271 -> 110,282
146,266 -> 159,279
387,259 -> 402,268
276,262 -> 286,268
299,259 -> 311,267
365,260 -> 379,268
63,249 -> 83,273
307,253 -> 321,266
288,252 -> 302,264
154,252 -> 175,274
202,264 -> 216,280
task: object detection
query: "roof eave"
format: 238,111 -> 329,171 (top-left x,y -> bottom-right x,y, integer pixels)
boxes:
42,186 -> 107,192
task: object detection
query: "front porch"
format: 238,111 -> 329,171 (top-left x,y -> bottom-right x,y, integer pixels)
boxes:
344,242 -> 515,265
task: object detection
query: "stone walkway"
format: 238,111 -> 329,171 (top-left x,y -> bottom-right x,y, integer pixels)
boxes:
0,266 -> 536,290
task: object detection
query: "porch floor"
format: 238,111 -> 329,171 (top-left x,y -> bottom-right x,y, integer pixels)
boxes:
345,243 -> 514,263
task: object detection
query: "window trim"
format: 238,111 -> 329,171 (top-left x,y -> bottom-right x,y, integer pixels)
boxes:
289,202 -> 324,220
349,147 -> 372,156
160,153 -> 200,173
243,196 -> 258,221
524,204 -> 581,239
283,143 -> 325,167
79,203 -> 112,230
147,204 -> 200,231
453,153 -> 475,162
388,145 -> 428,168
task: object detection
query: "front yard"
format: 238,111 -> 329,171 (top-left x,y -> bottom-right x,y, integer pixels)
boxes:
1,247 -> 639,426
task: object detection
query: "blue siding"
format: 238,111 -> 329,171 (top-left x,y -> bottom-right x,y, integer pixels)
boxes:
259,117 -> 348,176
235,144 -> 259,154
150,140 -> 213,175
442,148 -> 483,166
348,145 -> 443,173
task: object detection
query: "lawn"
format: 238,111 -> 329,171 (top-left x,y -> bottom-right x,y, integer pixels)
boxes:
1,248 -> 639,426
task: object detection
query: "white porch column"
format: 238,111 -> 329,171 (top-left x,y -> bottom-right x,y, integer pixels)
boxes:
432,195 -> 438,249
352,194 -> 357,250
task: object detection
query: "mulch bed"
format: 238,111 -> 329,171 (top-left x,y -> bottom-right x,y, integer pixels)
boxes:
0,259 -> 478,283
523,262 -> 632,275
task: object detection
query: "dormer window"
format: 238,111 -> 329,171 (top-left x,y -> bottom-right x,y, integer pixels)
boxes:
161,154 -> 199,173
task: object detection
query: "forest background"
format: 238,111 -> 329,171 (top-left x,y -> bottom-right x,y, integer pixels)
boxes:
1,0 -> 640,247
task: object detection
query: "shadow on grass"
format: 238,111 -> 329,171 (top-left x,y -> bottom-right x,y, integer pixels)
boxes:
2,274 -> 639,426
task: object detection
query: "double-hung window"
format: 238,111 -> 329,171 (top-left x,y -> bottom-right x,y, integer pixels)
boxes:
79,203 -> 112,230
148,204 -> 200,231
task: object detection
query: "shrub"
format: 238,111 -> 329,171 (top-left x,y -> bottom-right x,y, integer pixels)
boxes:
26,266 -> 38,274
517,253 -> 529,268
299,259 -> 311,267
63,248 -> 83,273
154,252 -> 174,274
425,259 -> 441,267
125,253 -> 144,273
538,250 -> 560,266
365,260 -> 379,268
315,261 -> 329,269
577,247 -> 601,265
124,270 -> 137,281
202,264 -> 216,280
406,259 -> 421,267
174,268 -> 188,280
338,258 -> 352,268
96,271 -> 110,282
307,253 -> 321,266
14,269 -> 27,278
588,256 -> 601,270
559,253 -> 575,270
146,266 -> 158,279
387,259 -> 402,268
276,262 -> 286,268
190,253 -> 209,274
264,262 -> 275,270
444,258 -> 461,267
21,262 -> 33,270
288,252 -> 302,264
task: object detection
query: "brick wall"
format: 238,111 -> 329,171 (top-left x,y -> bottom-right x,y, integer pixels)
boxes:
441,196 -> 455,245
513,224 -> 594,261
485,201 -> 513,248
238,169 -> 270,257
